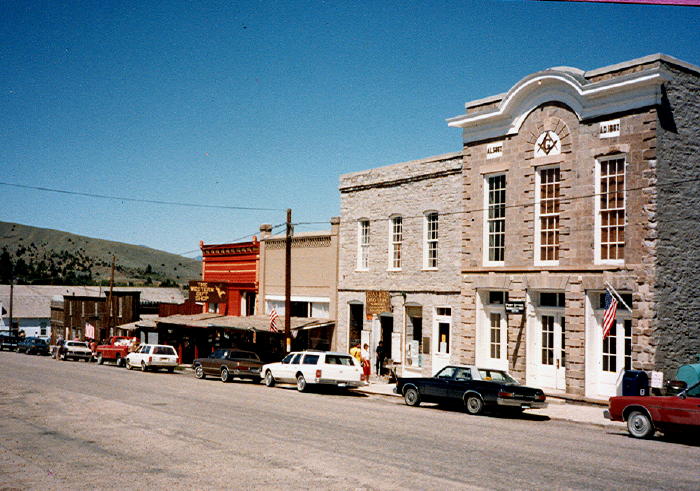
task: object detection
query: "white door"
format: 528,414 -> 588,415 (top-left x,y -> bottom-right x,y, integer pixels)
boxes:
476,299 -> 508,371
586,310 -> 632,399
529,313 -> 566,391
432,308 -> 452,375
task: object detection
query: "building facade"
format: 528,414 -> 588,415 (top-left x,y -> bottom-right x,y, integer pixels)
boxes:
447,54 -> 700,399
256,219 -> 340,350
337,153 -> 463,376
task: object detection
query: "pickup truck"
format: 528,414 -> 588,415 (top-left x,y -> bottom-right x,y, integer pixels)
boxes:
95,336 -> 138,366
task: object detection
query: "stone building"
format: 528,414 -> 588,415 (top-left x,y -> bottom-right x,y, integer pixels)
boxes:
337,153 -> 463,376
447,54 -> 700,399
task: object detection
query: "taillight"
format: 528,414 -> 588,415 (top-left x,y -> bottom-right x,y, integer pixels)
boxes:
148,356 -> 153,362
498,391 -> 514,398
537,394 -> 546,401
315,369 -> 322,379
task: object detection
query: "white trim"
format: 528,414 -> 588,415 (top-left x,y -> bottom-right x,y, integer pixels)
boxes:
387,215 -> 402,271
265,295 -> 330,303
447,68 -> 670,144
475,291 -> 508,371
356,219 -> 370,271
422,211 -> 439,270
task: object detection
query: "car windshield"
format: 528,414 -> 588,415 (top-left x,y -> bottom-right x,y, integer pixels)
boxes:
153,346 -> 176,355
478,369 -> 518,384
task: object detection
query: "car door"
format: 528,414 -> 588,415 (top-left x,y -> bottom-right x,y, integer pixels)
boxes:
446,367 -> 474,400
203,350 -> 225,375
133,345 -> 150,365
278,353 -> 302,383
423,366 -> 455,400
659,395 -> 700,426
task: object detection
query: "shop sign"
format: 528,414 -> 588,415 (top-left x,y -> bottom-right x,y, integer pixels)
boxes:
505,301 -> 525,314
188,281 -> 227,303
366,290 -> 391,318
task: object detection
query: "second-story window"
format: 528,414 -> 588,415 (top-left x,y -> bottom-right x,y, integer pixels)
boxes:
596,156 -> 625,263
424,212 -> 439,269
485,174 -> 506,264
389,215 -> 402,270
357,219 -> 370,270
536,166 -> 561,264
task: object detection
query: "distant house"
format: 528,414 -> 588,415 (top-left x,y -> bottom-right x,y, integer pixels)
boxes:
0,285 -> 185,342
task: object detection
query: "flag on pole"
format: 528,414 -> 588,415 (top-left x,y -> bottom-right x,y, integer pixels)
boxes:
85,322 -> 96,340
602,291 -> 618,339
269,308 -> 279,332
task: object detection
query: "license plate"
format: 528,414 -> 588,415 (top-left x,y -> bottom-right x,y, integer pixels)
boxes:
338,383 -> 347,387
522,404 -> 531,409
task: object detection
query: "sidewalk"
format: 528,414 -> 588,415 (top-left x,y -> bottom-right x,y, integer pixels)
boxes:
356,382 -> 623,428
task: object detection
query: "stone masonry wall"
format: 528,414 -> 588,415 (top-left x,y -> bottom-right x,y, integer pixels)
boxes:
655,64 -> 700,375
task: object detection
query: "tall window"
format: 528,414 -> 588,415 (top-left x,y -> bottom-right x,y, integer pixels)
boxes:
597,156 -> 625,262
537,167 -> 561,264
389,216 -> 402,269
424,212 -> 439,269
357,219 -> 370,270
485,174 -> 506,264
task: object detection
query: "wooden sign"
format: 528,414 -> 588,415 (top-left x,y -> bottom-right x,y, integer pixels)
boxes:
366,290 -> 391,318
188,281 -> 227,303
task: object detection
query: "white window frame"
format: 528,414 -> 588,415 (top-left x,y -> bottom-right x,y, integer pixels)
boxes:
356,219 -> 370,271
483,173 -> 506,266
388,215 -> 403,271
534,165 -> 561,266
594,155 -> 626,265
423,211 -> 439,270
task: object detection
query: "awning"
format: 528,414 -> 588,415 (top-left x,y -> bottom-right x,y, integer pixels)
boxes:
118,313 -> 335,333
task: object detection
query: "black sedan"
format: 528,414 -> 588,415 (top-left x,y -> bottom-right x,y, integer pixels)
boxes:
17,337 -> 51,356
395,365 -> 547,415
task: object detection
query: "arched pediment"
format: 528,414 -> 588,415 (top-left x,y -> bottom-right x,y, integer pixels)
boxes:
448,65 -> 670,144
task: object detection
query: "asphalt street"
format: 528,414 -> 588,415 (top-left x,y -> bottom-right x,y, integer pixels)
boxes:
1,351 -> 698,490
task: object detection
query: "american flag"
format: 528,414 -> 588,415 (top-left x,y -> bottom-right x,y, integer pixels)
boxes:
269,308 -> 279,332
602,291 -> 618,339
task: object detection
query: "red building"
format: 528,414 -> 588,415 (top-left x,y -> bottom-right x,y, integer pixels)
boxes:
196,239 -> 259,316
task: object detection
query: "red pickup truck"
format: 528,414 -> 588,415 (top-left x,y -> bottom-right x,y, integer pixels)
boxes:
95,336 -> 138,366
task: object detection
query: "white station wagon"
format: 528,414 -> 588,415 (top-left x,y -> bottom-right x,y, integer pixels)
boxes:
261,350 -> 364,392
125,344 -> 178,372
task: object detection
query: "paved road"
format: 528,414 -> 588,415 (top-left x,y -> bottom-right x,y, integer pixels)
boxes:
1,351 -> 698,490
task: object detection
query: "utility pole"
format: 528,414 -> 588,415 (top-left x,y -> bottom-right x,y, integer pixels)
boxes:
106,255 -> 115,339
284,208 -> 292,353
9,280 -> 14,335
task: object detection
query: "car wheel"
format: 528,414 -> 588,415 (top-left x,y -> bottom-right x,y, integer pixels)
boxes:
167,367 -> 175,373
264,371 -> 275,387
60,353 -> 67,361
141,361 -> 148,372
403,387 -> 421,407
627,410 -> 655,439
194,365 -> 205,379
221,367 -> 230,383
125,359 -> 133,370
96,353 -> 104,364
117,356 -> 125,367
465,394 -> 484,415
296,374 -> 308,392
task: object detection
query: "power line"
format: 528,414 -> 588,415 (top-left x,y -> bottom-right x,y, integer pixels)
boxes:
0,181 -> 285,212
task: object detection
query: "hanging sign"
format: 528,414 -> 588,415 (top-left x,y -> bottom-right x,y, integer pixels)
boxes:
188,281 -> 227,303
505,301 -> 526,314
366,290 -> 391,319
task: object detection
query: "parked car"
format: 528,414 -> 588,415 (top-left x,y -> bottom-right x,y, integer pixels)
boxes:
192,349 -> 263,383
58,340 -> 93,361
604,380 -> 700,439
17,337 -> 51,356
95,336 -> 139,366
125,344 -> 178,372
395,365 -> 547,415
0,334 -> 19,351
261,350 -> 364,392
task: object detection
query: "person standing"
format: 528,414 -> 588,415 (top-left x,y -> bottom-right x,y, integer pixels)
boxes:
375,340 -> 385,376
361,343 -> 371,383
349,343 -> 361,363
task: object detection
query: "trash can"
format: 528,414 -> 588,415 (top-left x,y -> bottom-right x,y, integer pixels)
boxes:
622,370 -> 649,396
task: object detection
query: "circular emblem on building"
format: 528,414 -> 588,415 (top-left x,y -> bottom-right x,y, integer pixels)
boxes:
534,130 -> 561,157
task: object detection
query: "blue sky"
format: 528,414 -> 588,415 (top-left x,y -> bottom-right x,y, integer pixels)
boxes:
2,1 -> 698,257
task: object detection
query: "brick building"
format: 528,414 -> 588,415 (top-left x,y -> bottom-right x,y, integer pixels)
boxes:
337,153 -> 463,376
447,54 -> 700,399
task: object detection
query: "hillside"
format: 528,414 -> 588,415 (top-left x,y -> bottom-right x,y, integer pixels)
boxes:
0,221 -> 201,287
